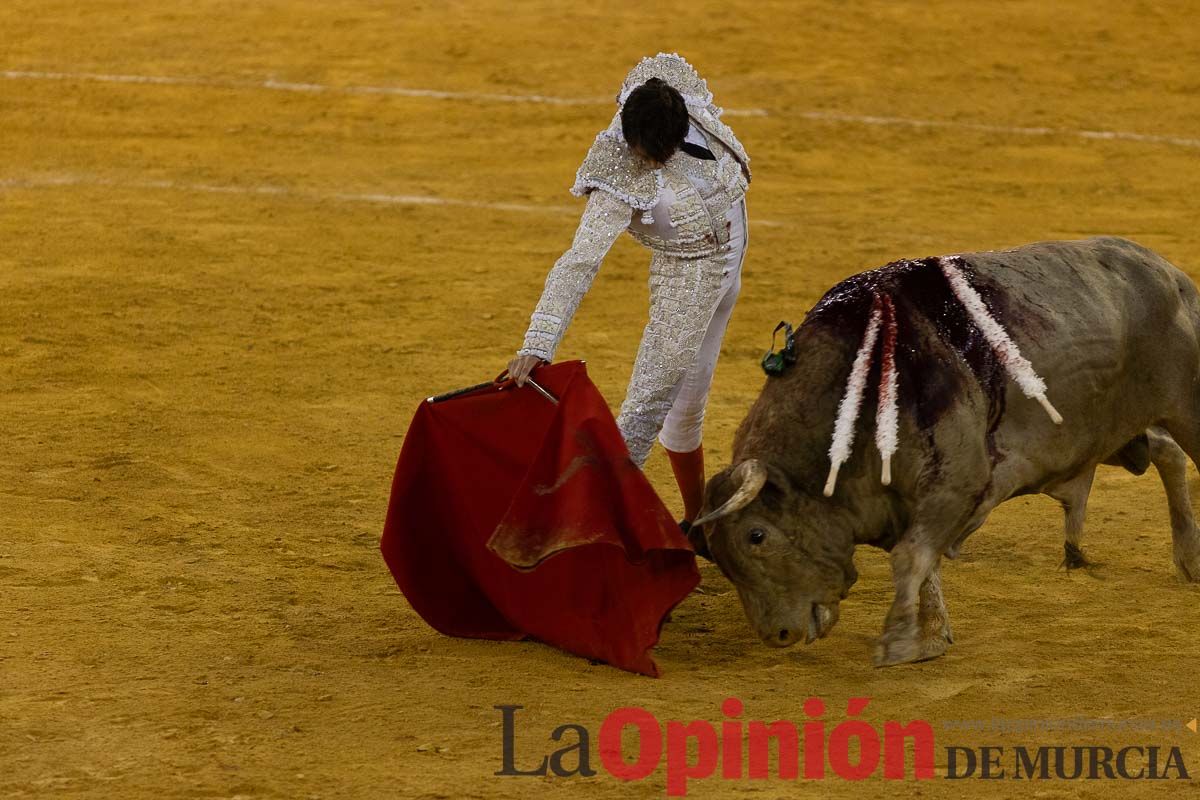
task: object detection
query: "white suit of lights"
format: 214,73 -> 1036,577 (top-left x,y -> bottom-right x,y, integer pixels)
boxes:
517,53 -> 752,466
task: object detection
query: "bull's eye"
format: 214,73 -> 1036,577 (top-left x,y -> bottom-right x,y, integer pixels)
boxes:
748,528 -> 767,546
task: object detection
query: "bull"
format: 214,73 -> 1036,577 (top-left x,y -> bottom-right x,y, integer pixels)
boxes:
694,237 -> 1200,666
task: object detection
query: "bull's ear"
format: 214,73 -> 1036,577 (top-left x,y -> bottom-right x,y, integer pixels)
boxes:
762,461 -> 795,493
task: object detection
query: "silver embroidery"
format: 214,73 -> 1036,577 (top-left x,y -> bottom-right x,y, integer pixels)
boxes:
616,250 -> 729,467
617,52 -> 714,112
690,110 -> 752,182
517,189 -> 634,361
517,53 -> 752,466
626,131 -> 747,258
572,53 -> 750,212
571,131 -> 661,210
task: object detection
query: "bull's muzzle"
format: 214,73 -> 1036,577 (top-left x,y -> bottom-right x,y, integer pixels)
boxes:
762,602 -> 839,648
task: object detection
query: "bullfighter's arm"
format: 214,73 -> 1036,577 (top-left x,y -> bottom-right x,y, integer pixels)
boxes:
517,189 -> 633,362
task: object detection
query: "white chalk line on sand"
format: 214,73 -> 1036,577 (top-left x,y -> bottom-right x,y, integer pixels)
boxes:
0,69 -> 770,116
6,68 -> 1200,147
795,109 -> 1200,150
0,174 -> 788,227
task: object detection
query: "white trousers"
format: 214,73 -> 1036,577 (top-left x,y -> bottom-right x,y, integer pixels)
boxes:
616,199 -> 748,466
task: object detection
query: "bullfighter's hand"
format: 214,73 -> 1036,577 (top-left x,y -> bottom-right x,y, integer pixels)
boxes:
507,354 -> 547,387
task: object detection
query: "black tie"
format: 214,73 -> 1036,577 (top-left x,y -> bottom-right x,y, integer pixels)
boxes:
680,141 -> 717,161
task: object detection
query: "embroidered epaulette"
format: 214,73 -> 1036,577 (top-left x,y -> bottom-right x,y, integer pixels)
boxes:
570,130 -> 663,211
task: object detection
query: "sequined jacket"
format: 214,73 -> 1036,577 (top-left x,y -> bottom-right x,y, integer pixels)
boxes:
517,53 -> 751,363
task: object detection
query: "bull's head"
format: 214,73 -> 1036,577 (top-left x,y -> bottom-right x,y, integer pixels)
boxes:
695,459 -> 858,648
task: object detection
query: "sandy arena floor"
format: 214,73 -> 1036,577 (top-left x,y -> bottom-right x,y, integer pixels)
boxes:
3,1 -> 1200,798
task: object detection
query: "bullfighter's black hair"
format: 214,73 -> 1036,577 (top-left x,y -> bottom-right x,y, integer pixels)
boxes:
621,78 -> 688,164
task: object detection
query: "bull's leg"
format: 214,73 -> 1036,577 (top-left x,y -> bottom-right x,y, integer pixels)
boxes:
1147,427 -> 1200,581
916,567 -> 953,658
873,537 -> 941,667
1046,469 -> 1097,571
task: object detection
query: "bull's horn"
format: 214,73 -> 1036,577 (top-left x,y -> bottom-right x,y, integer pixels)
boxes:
692,459 -> 768,527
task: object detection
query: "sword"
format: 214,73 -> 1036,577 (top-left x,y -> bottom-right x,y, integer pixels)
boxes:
522,376 -> 559,406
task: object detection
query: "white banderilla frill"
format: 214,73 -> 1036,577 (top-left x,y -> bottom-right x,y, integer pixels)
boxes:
939,257 -> 1063,425
823,262 -> 1063,498
824,294 -> 885,497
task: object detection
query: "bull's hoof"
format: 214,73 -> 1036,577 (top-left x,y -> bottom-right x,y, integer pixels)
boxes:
1173,534 -> 1200,582
873,627 -> 950,667
1061,543 -> 1107,578
1061,541 -> 1094,571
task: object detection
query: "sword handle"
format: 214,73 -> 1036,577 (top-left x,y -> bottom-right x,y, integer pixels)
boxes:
495,368 -> 559,405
